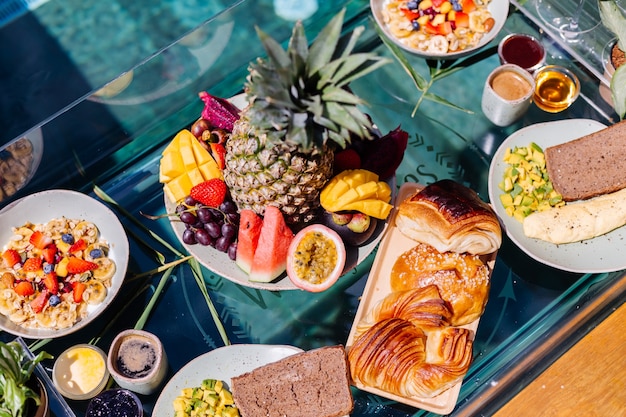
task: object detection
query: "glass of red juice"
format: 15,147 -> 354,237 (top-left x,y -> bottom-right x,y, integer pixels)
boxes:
498,34 -> 546,73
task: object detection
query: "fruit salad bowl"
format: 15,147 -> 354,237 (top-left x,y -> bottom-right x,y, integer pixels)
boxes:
0,189 -> 129,338
371,0 -> 509,59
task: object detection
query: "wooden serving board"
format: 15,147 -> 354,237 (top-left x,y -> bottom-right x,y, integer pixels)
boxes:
345,182 -> 497,415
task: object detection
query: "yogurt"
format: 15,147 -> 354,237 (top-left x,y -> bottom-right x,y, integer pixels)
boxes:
53,344 -> 109,400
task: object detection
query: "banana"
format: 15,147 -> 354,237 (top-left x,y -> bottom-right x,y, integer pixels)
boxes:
469,10 -> 492,33
35,309 -> 56,328
72,221 -> 99,244
54,302 -> 78,329
0,289 -> 18,315
10,227 -> 33,250
91,258 -> 116,282
85,242 -> 110,260
84,280 -> 107,304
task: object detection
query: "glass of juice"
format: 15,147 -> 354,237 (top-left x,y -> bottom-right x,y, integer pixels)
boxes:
533,65 -> 581,113
498,34 -> 546,73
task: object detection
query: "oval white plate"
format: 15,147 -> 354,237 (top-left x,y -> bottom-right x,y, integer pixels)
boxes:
370,0 -> 509,59
487,119 -> 626,273
153,344 -> 304,416
0,189 -> 130,338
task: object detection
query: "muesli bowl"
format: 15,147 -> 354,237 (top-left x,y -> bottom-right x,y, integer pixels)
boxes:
0,189 -> 129,339
370,0 -> 509,59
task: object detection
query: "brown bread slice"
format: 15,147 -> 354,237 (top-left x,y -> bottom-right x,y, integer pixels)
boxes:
230,345 -> 353,417
545,120 -> 626,201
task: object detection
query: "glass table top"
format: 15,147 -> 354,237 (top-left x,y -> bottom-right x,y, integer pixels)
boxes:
1,1 -> 625,416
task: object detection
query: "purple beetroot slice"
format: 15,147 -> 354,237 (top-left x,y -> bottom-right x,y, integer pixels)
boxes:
360,126 -> 409,180
198,91 -> 241,132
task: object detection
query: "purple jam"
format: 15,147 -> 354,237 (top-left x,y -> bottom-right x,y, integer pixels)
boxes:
85,388 -> 142,417
499,34 -> 545,72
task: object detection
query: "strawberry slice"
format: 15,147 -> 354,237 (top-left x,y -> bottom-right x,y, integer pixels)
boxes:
69,239 -> 87,254
2,249 -> 21,268
30,290 -> 49,313
73,282 -> 86,303
190,178 -> 227,208
66,257 -> 99,274
210,143 -> 226,170
14,281 -> 35,297
42,272 -> 59,294
22,257 -> 43,273
42,244 -> 58,264
29,231 -> 53,249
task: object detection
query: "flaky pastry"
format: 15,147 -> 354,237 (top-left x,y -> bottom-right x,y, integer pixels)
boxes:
396,180 -> 501,255
390,243 -> 490,326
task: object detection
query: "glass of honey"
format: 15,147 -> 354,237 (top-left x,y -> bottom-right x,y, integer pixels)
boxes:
498,34 -> 546,73
533,65 -> 581,113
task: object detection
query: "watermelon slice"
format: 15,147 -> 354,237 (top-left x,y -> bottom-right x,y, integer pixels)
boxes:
248,206 -> 294,283
235,210 -> 263,274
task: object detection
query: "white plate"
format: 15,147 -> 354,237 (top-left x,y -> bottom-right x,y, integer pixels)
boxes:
0,189 -> 130,338
153,344 -> 304,416
487,119 -> 626,273
370,0 -> 509,59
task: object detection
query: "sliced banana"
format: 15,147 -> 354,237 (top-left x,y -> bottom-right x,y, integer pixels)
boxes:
427,35 -> 449,53
0,289 -> 19,315
469,10 -> 491,33
72,221 -> 99,244
55,302 -> 78,329
91,258 -> 116,282
9,227 -> 33,250
84,280 -> 107,304
85,242 -> 110,260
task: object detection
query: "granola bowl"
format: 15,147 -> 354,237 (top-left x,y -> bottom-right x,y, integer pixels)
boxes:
371,0 -> 509,59
0,189 -> 129,339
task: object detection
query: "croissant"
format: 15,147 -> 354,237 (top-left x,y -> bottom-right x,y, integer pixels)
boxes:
348,318 -> 474,398
396,179 -> 502,255
390,243 -> 490,326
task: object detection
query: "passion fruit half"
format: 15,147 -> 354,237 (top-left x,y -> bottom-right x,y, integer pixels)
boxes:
286,224 -> 346,292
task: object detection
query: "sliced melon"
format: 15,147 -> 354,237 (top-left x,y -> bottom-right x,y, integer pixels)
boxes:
248,206 -> 294,283
235,210 -> 263,274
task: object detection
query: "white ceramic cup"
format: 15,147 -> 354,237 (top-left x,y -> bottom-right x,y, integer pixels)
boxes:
481,64 -> 536,127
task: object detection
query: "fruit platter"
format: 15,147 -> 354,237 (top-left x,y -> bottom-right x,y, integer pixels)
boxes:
160,11 -> 409,291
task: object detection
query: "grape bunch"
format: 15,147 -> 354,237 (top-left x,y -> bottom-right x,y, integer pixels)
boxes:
176,195 -> 239,260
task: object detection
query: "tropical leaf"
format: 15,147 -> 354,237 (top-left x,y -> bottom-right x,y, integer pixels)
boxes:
611,63 -> 626,119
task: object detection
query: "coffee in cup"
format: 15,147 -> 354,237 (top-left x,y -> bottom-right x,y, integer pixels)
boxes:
481,64 -> 536,126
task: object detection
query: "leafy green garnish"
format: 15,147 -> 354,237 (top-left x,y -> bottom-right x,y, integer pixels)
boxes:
0,341 -> 52,417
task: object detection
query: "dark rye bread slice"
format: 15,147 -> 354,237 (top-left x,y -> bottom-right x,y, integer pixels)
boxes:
230,345 -> 353,417
545,120 -> 626,201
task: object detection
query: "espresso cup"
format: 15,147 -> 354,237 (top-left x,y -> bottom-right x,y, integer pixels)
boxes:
481,64 -> 536,127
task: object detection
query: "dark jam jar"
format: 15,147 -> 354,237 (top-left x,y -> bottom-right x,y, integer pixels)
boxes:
85,388 -> 143,417
498,34 -> 546,73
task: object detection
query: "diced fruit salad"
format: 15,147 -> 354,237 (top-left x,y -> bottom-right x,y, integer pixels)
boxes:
173,379 -> 240,417
498,143 -> 564,223
381,0 -> 495,53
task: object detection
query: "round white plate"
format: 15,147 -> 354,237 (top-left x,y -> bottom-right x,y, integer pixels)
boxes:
487,119 -> 626,273
153,344 -> 303,416
165,195 -> 389,291
370,0 -> 509,59
0,189 -> 130,338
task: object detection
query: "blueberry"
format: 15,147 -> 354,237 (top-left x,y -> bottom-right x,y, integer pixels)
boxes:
61,233 -> 74,244
0,150 -> 10,161
453,2 -> 462,11
407,0 -> 419,10
48,295 -> 61,306
43,264 -> 54,274
412,20 -> 420,30
89,248 -> 104,259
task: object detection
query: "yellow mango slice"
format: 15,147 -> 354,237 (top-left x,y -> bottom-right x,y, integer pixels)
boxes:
341,199 -> 393,219
159,151 -> 185,183
321,178 -> 351,210
187,167 -> 204,186
199,159 -> 223,180
341,169 -> 379,188
376,181 -> 392,202
353,181 -> 379,199
164,173 -> 193,203
191,135 -> 215,166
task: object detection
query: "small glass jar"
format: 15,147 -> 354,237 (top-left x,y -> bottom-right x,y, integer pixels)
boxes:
52,344 -> 109,400
85,388 -> 143,417
533,65 -> 581,113
498,33 -> 546,73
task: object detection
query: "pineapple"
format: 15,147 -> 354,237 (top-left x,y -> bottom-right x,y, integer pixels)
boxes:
224,9 -> 389,224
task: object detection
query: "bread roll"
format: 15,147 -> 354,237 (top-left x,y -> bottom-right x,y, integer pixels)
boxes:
396,180 -> 501,255
348,317 -> 473,398
390,243 -> 490,326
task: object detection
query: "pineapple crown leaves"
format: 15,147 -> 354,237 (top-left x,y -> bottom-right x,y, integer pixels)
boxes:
245,8 -> 390,152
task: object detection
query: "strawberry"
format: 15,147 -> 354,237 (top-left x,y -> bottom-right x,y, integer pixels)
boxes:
42,272 -> 59,294
30,290 -> 48,313
42,244 -> 58,264
14,281 -> 35,297
190,178 -> 227,207
72,281 -> 86,303
29,231 -> 53,249
22,257 -> 43,273
333,149 -> 362,174
2,249 -> 21,268
210,143 -> 226,170
69,239 -> 87,254
66,257 -> 99,274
